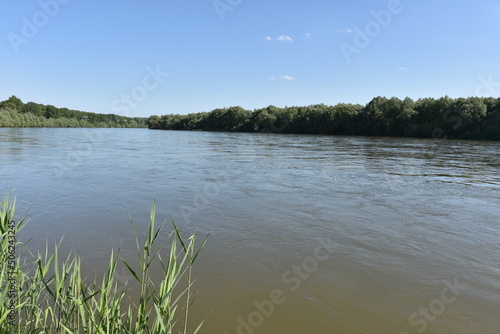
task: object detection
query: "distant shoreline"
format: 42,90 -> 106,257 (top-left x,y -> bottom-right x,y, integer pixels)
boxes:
2,95 -> 499,140
0,95 -> 147,129
148,96 -> 500,141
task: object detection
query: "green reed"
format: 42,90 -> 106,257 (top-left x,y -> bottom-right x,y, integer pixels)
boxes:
0,193 -> 205,333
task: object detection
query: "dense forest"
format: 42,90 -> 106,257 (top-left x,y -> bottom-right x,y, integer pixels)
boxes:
149,96 -> 500,140
0,96 -> 147,128
2,95 -> 499,139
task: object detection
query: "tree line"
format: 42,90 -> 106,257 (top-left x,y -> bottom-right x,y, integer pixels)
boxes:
0,96 -> 147,128
148,96 -> 500,140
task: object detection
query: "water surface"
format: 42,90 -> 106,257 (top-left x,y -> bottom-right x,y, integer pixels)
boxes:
1,128 -> 499,333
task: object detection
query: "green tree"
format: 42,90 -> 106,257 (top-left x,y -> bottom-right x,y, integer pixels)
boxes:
22,102 -> 44,116
148,115 -> 161,129
44,105 -> 60,118
252,107 -> 278,132
360,96 -> 390,135
0,96 -> 24,112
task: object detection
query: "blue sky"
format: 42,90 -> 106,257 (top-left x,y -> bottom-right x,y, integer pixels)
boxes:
1,0 -> 499,117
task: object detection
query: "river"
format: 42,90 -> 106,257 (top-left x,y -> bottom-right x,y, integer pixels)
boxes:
1,128 -> 499,333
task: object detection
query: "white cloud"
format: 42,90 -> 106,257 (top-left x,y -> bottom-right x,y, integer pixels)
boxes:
277,34 -> 293,42
269,75 -> 296,81
339,29 -> 353,33
304,33 -> 312,38
398,67 -> 407,70
265,36 -> 273,41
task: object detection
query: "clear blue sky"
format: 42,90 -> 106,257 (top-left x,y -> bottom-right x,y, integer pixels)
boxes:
1,0 -> 499,117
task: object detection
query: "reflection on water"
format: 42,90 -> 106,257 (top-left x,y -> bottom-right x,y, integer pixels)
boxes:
1,128 -> 499,333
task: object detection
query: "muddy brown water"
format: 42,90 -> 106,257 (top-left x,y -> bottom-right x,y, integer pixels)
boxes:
1,128 -> 499,333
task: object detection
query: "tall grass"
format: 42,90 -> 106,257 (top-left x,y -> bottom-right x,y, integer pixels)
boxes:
0,193 -> 205,333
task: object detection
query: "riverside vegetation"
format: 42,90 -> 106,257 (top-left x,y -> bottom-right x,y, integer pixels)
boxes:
0,96 -> 147,128
2,94 -> 499,140
148,96 -> 500,140
0,192 -> 205,333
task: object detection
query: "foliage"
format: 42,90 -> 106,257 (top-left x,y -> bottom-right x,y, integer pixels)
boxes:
0,96 -> 147,128
0,193 -> 205,333
149,96 -> 500,140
